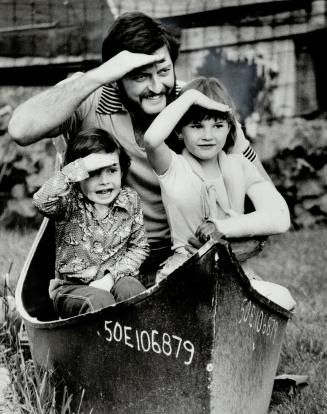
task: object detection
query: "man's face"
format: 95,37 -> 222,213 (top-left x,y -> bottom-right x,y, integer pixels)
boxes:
120,45 -> 175,116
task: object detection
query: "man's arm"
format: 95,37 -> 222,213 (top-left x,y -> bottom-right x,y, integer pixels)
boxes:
9,51 -> 165,146
8,73 -> 98,145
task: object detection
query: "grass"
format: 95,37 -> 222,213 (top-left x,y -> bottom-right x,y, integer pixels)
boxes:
0,291 -> 85,413
0,323 -> 82,414
0,225 -> 327,413
247,227 -> 327,413
0,227 -> 37,295
0,226 -> 88,414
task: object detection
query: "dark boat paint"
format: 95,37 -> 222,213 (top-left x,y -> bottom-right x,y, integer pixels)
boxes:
16,218 -> 291,414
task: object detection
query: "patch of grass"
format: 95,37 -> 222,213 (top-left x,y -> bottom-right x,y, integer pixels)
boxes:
0,226 -> 36,293
247,227 -> 327,413
0,297 -> 86,414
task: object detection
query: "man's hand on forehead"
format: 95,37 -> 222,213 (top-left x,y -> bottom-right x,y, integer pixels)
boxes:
88,51 -> 165,86
128,61 -> 164,76
122,51 -> 165,71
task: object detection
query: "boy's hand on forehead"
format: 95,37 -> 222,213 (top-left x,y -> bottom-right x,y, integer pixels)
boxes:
184,89 -> 230,113
87,50 -> 164,86
82,153 -> 119,173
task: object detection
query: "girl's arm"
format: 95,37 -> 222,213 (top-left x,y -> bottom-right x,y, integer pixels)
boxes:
217,181 -> 290,237
144,89 -> 230,175
197,181 -> 290,240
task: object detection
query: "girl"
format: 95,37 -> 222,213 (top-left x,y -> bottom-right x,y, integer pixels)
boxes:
144,77 -> 295,310
33,128 -> 149,318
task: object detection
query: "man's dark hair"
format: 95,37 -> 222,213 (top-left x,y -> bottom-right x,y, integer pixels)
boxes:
65,128 -> 131,183
102,12 -> 180,64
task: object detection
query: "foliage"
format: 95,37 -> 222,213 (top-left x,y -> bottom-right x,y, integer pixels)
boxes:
0,126 -> 55,230
253,118 -> 327,229
0,90 -> 56,229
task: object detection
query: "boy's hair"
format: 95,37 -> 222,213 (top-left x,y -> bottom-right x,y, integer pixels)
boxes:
65,128 -> 131,183
102,12 -> 180,64
177,77 -> 238,152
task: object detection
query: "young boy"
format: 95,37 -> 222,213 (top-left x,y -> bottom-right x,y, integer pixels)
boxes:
33,128 -> 149,318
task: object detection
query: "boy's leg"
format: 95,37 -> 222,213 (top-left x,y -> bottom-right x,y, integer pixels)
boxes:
53,284 -> 115,318
111,276 -> 146,303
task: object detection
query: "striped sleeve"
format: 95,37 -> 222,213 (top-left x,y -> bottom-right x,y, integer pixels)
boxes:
243,144 -> 257,162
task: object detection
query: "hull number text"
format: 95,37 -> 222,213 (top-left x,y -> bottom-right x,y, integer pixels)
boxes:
103,320 -> 195,365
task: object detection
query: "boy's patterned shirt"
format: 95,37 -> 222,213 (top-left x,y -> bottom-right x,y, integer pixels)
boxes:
33,160 -> 149,284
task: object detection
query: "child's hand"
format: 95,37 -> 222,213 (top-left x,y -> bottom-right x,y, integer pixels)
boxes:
184,89 -> 230,113
195,220 -> 223,243
185,237 -> 203,254
89,274 -> 114,292
82,153 -> 117,173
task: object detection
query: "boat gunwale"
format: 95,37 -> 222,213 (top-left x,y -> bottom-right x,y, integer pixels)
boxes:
16,219 -> 292,330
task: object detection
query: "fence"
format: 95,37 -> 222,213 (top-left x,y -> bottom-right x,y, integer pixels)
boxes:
1,0 -> 327,117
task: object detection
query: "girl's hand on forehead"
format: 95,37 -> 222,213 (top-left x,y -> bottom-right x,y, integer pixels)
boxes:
184,89 -> 231,113
82,153 -> 119,173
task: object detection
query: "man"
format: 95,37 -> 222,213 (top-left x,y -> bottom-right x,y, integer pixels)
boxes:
9,12 -> 266,285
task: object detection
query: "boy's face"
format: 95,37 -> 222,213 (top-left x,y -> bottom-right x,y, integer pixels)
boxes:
182,118 -> 230,161
79,151 -> 122,208
120,45 -> 175,116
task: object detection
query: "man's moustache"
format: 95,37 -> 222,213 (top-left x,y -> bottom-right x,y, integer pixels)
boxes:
141,91 -> 166,99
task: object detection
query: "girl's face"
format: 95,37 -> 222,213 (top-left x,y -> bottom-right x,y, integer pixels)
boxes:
182,117 -> 230,162
79,151 -> 122,209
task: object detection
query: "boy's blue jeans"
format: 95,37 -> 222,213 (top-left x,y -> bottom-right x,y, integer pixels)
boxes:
52,276 -> 145,318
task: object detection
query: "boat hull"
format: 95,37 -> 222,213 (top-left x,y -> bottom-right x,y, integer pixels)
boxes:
17,219 -> 290,414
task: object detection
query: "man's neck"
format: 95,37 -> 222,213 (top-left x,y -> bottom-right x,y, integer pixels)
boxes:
130,111 -> 157,147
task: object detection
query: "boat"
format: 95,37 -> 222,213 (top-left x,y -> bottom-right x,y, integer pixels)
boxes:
16,217 -> 292,414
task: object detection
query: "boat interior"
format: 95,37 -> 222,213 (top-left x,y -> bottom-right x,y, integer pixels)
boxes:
21,219 -> 58,321
19,208 -> 267,323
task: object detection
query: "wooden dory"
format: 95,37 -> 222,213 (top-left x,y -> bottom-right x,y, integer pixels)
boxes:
16,218 -> 291,414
